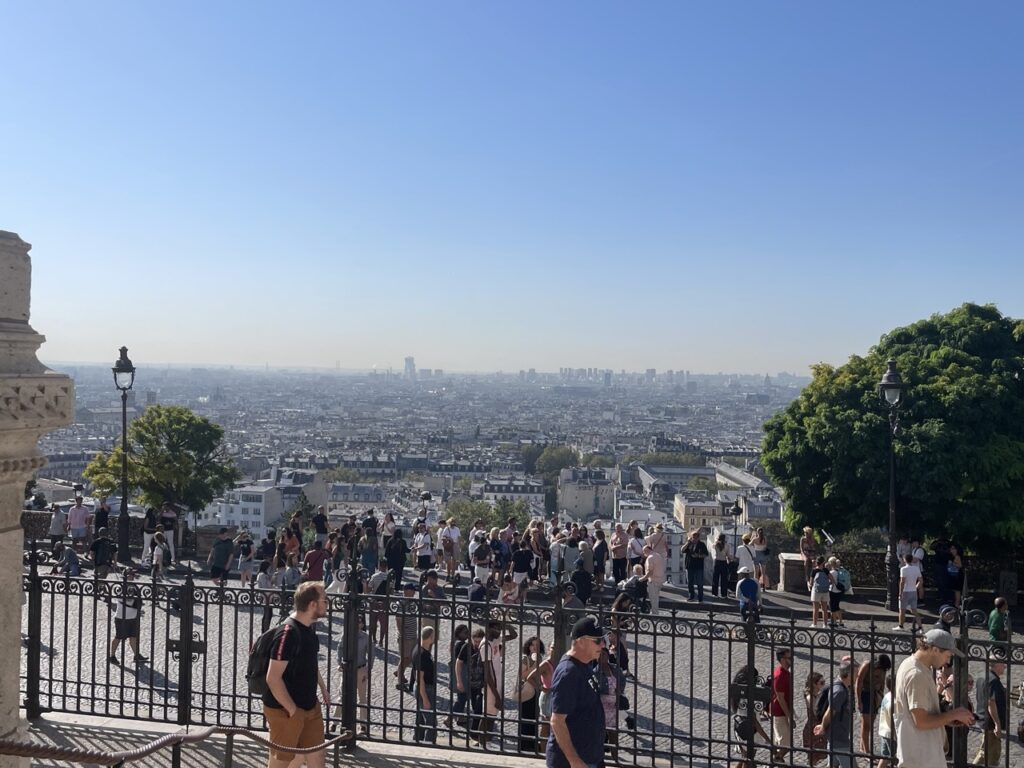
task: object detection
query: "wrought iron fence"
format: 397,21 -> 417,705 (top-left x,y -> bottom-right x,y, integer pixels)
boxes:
20,548 -> 1023,768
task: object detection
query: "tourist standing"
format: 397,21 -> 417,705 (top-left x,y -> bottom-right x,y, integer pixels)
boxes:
256,560 -> 276,632
769,649 -> 793,763
988,597 -> 1010,642
750,527 -> 769,589
711,533 -> 732,598
310,506 -> 329,546
802,672 -> 827,766
412,522 -> 433,572
92,497 -> 111,538
262,581 -> 330,768
809,556 -> 834,628
736,566 -> 760,621
853,654 -> 891,755
627,529 -> 645,570
207,528 -> 235,586
799,527 -> 817,590
893,629 -> 974,768
947,543 -> 965,608
812,659 -> 854,768
546,617 -> 606,768
159,503 -> 178,564
67,496 -> 90,548
88,527 -> 117,579
411,626 -> 437,743
47,502 -> 67,546
384,530 -> 410,591
141,507 -> 158,566
681,530 -> 708,603
394,582 -> 418,691
440,517 -> 461,580
643,545 -> 667,614
236,530 -> 255,587
610,524 -> 628,584
518,636 -> 545,753
973,652 -> 1008,766
895,553 -> 923,631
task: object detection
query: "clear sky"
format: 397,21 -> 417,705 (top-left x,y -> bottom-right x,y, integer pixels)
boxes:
2,2 -> 1022,375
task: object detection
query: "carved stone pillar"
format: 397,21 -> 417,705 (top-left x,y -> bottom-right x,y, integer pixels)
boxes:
0,231 -> 73,767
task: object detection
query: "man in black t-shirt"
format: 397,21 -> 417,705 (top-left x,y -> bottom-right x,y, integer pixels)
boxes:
411,626 -> 437,743
88,528 -> 117,578
547,616 -> 606,768
511,543 -> 535,604
311,506 -> 329,546
974,654 -> 1008,766
263,581 -> 329,768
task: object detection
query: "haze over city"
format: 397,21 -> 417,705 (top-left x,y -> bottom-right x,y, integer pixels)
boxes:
3,3 -> 1022,374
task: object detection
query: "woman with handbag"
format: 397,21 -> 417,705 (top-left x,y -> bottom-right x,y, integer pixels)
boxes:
517,636 -> 544,752
729,665 -> 769,768
802,672 -> 828,766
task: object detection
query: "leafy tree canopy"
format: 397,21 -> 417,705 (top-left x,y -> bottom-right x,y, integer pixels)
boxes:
535,446 -> 578,476
84,405 -> 240,513
687,476 -> 719,493
761,303 -> 1024,549
624,451 -> 705,467
520,444 -> 546,474
581,454 -> 615,468
445,496 -> 532,535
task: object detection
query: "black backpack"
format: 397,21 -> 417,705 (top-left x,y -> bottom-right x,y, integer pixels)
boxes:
246,619 -> 295,696
467,645 -> 485,690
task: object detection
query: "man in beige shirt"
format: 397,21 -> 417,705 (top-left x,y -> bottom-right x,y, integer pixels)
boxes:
610,524 -> 628,584
642,545 -> 666,615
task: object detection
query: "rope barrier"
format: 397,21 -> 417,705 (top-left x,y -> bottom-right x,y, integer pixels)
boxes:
0,725 -> 352,766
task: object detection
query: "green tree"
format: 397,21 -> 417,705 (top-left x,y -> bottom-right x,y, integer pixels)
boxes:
445,497 -> 498,534
289,490 -> 315,519
535,446 -> 578,476
454,477 -> 473,492
581,454 -> 615,468
83,405 -> 240,512
687,476 -> 719,493
520,444 -> 545,474
761,303 -> 1024,549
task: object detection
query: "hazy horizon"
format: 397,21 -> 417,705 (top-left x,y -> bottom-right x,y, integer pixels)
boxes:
4,3 -> 1022,373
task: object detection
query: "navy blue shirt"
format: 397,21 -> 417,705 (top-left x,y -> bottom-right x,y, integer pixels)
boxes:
546,655 -> 605,768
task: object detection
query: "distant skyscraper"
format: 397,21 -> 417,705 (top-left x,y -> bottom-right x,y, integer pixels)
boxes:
404,356 -> 416,380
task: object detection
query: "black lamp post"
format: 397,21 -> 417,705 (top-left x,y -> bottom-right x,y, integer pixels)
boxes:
879,359 -> 903,611
729,498 -> 742,588
113,346 -> 136,565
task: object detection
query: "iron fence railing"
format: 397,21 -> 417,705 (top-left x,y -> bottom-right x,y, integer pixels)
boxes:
20,546 -> 1022,768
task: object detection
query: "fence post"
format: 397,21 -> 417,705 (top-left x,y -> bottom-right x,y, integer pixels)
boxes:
950,602 -> 972,768
176,571 -> 195,727
552,588 -> 566,659
24,540 -> 43,719
744,616 -> 757,768
340,571 -> 359,748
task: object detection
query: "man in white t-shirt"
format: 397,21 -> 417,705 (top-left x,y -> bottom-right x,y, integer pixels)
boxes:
895,553 -> 923,631
894,629 -> 974,768
439,519 -> 461,580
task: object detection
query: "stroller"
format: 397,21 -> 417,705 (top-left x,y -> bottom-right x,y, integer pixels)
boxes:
616,574 -> 651,614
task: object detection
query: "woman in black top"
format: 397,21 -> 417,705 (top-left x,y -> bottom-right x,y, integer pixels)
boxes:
384,530 -> 410,591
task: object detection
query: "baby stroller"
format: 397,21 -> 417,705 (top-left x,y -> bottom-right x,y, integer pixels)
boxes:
616,575 -> 651,614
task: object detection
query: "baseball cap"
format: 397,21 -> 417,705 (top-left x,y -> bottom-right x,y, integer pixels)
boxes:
97,527 -> 108,535
924,628 -> 964,657
403,582 -> 417,591
571,616 -> 604,641
737,566 -> 753,575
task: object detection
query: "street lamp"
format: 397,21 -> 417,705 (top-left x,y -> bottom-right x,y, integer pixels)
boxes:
113,346 -> 136,565
878,359 -> 902,611
729,498 -> 743,588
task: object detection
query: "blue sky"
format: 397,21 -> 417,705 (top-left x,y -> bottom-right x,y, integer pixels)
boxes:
2,2 -> 1022,374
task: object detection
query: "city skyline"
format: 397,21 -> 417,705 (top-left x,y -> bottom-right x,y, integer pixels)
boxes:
4,3 -> 1022,373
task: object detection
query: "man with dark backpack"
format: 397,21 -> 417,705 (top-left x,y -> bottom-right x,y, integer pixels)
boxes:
813,660 -> 854,768
255,581 -> 330,768
88,528 -> 117,579
454,627 -> 487,743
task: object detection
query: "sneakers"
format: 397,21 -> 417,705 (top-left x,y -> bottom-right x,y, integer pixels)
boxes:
134,654 -> 148,662
891,625 -> 904,631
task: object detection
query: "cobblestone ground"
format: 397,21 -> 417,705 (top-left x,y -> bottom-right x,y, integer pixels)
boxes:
20,566 -> 1024,768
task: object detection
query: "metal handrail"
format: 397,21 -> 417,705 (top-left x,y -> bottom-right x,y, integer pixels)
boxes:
0,725 -> 352,767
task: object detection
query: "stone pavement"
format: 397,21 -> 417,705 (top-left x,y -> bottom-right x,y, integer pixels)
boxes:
21,712 -> 548,768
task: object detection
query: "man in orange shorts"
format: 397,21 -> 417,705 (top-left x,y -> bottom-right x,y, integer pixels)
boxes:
263,581 -> 330,768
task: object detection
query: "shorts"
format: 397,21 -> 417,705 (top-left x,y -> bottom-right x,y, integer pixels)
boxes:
264,704 -> 324,762
211,565 -> 229,580
417,555 -> 432,570
538,690 -> 551,718
95,564 -> 113,579
114,618 -> 139,640
71,527 -> 87,540
772,715 -> 792,748
513,571 -> 529,585
811,590 -> 830,605
829,592 -> 842,612
474,565 -> 490,583
858,688 -> 879,715
900,591 -> 918,610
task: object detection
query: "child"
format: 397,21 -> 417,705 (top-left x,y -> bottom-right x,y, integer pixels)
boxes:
150,532 -> 168,581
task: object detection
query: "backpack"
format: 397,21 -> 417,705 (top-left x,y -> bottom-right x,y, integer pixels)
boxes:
246,619 -> 295,696
467,645 -> 485,690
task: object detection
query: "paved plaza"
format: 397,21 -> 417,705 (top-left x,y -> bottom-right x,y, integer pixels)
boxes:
18,565 -> 1024,767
